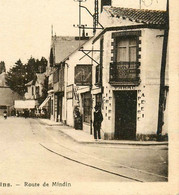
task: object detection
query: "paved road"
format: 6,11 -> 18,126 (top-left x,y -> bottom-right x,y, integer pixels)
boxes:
0,116 -> 168,191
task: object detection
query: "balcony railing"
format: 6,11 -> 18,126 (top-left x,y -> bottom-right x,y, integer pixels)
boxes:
109,62 -> 140,85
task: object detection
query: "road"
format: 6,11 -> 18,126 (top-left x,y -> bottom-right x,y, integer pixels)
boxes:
0,116 -> 168,193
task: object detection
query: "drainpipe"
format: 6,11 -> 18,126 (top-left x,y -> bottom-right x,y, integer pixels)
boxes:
64,62 -> 69,125
157,0 -> 169,140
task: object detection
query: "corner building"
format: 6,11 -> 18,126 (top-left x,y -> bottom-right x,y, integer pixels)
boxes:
91,6 -> 168,140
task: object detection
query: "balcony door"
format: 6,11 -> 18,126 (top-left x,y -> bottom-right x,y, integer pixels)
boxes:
114,91 -> 137,140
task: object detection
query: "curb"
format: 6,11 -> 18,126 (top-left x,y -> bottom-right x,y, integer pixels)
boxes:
38,119 -> 168,146
39,119 -> 63,126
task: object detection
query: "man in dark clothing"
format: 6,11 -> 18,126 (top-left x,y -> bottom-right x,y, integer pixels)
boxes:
93,105 -> 103,140
3,110 -> 7,119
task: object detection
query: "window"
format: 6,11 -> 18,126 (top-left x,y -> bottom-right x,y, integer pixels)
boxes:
82,92 -> 92,123
96,94 -> 102,107
110,31 -> 141,85
96,38 -> 103,85
75,65 -> 92,86
32,87 -> 34,95
36,86 -> 40,95
116,37 -> 137,63
0,105 -> 7,109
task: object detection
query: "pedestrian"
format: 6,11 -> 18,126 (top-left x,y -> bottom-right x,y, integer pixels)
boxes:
74,106 -> 82,130
3,110 -> 7,119
93,105 -> 103,141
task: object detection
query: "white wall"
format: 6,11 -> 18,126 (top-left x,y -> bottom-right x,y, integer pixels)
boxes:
93,26 -> 167,137
64,38 -> 94,128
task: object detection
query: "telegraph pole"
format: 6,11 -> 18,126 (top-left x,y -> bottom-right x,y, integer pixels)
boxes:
157,0 -> 169,140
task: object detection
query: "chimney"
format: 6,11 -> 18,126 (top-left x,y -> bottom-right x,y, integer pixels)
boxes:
101,0 -> 112,12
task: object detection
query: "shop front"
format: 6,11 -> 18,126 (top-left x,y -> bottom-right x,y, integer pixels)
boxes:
114,90 -> 137,140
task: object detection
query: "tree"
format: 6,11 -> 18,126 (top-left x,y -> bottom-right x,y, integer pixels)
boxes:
5,57 -> 48,96
6,59 -> 27,96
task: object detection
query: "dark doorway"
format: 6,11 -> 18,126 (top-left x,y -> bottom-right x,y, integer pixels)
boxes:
57,95 -> 63,122
115,91 -> 137,140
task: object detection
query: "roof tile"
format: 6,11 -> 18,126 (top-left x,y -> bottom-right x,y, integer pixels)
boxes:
104,7 -> 167,25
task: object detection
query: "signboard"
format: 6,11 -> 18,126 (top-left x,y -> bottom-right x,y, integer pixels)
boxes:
14,100 -> 38,109
75,65 -> 92,86
54,95 -> 58,112
66,85 -> 73,99
53,68 -> 59,83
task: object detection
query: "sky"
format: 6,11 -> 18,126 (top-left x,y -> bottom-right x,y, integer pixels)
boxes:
0,0 -> 167,70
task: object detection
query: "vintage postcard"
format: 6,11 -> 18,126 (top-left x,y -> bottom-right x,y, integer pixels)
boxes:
0,0 -> 178,194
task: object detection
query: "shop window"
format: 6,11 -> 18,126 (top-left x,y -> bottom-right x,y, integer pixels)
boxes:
82,92 -> 92,123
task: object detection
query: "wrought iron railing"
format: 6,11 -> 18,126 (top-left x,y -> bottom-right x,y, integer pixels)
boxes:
109,62 -> 140,85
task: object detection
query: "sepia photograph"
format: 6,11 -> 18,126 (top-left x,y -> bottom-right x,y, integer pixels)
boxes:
0,0 -> 178,194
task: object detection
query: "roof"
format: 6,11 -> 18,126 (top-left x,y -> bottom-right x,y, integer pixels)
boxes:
104,7 -> 167,25
25,73 -> 45,86
36,73 -> 45,85
51,36 -> 89,64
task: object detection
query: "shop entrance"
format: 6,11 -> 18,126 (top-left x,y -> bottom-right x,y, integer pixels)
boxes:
57,96 -> 63,122
115,91 -> 137,140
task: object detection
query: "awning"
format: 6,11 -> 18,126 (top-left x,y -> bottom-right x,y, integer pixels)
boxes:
39,96 -> 51,109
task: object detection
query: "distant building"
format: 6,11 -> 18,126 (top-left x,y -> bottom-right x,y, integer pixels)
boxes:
0,72 -> 23,116
0,61 -> 6,74
25,73 -> 46,101
41,35 -> 89,122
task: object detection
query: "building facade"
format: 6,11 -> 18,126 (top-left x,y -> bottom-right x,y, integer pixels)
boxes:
43,3 -> 168,140
46,36 -> 89,122
91,7 -> 168,140
0,72 -> 23,116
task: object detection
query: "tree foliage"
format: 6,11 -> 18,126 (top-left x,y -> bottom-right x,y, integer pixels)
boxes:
6,57 -> 47,96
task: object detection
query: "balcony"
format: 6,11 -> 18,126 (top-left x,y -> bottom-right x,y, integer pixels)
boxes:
109,62 -> 140,86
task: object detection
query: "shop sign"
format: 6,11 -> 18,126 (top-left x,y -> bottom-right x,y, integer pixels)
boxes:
75,65 -> 92,86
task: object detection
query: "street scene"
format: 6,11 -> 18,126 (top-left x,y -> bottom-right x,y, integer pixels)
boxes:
0,0 -> 176,194
0,116 -> 168,183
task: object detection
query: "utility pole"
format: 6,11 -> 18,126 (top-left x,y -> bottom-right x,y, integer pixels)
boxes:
157,0 -> 169,140
139,0 -> 141,9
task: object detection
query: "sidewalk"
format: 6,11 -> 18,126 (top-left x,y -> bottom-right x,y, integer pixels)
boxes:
39,119 -> 168,146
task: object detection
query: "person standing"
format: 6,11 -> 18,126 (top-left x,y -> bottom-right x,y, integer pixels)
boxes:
93,105 -> 103,140
3,110 -> 7,119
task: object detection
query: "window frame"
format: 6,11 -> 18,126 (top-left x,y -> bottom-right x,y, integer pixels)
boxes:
112,31 -> 141,64
82,92 -> 92,124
